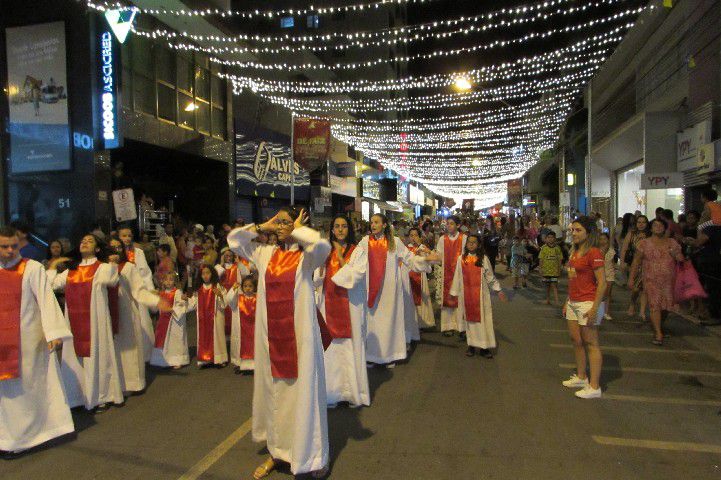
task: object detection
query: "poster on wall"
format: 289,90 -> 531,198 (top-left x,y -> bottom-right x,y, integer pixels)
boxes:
5,21 -> 70,173
235,120 -> 310,201
112,188 -> 137,222
293,118 -> 331,172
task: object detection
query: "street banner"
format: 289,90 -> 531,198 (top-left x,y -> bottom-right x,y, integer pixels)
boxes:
293,118 -> 331,172
5,21 -> 70,173
640,172 -> 683,190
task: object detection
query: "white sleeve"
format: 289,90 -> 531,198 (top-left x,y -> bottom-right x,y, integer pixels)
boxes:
215,264 -> 225,279
186,293 -> 198,312
50,269 -> 69,292
332,246 -> 367,290
313,266 -> 326,289
449,258 -> 463,297
133,248 -> 154,289
215,286 -> 227,310
397,238 -> 430,273
292,226 -> 332,271
127,264 -> 160,310
483,256 -> 502,292
28,262 -> 71,342
227,225 -> 264,266
98,263 -> 119,287
435,235 -> 444,257
224,285 -> 239,309
172,290 -> 187,321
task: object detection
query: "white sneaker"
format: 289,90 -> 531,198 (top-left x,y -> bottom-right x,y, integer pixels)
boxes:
562,374 -> 589,389
575,386 -> 602,399
385,362 -> 396,369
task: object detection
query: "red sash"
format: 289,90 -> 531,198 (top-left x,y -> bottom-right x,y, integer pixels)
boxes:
65,261 -> 102,357
315,307 -> 334,351
462,255 -> 482,323
407,245 -> 423,306
0,259 -> 27,380
154,289 -> 177,348
367,235 -> 388,308
196,286 -> 217,362
443,234 -> 463,308
324,245 -> 355,339
238,294 -> 256,360
265,248 -> 302,379
126,247 -> 136,264
107,262 -> 125,336
221,264 -> 238,336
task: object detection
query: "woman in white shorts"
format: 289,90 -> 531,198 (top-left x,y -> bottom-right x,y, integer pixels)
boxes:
562,216 -> 606,399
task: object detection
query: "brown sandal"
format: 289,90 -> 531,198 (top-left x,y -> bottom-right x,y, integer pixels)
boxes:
253,457 -> 276,480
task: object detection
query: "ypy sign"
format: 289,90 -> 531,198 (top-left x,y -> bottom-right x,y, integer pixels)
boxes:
640,172 -> 683,190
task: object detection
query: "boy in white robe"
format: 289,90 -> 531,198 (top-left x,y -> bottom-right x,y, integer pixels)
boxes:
435,216 -> 466,336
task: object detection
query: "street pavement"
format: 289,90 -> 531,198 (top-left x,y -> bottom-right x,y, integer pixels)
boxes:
2,268 -> 721,479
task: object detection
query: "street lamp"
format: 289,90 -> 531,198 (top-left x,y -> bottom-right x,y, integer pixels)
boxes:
453,76 -> 473,91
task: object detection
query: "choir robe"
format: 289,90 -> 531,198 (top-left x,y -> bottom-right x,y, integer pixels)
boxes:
51,258 -> 123,409
150,289 -> 189,368
0,258 -> 74,452
113,262 -> 160,393
224,288 -> 256,371
228,225 -> 331,475
315,246 -> 369,407
450,255 -> 502,349
358,235 -> 430,365
399,260 -> 420,344
405,244 -> 435,329
436,233 -> 466,333
127,246 -> 155,361
216,261 -> 252,340
187,285 -> 228,365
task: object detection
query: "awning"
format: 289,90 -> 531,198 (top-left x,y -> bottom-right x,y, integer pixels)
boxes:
362,198 -> 405,213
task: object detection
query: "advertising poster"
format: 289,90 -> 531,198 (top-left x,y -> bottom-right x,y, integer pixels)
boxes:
5,21 -> 70,173
235,120 -> 310,201
293,118 -> 331,172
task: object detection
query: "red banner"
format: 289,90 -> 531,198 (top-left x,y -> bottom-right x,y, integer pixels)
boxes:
293,118 -> 331,172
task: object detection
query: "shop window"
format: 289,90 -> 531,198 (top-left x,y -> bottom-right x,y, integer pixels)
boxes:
197,100 -> 210,135
195,67 -> 210,101
212,106 -> 226,139
156,47 -> 175,85
121,67 -> 132,109
157,83 -> 176,122
195,52 -> 209,69
177,57 -> 194,94
131,35 -> 153,77
179,92 -> 195,129
211,75 -> 225,107
133,74 -> 155,115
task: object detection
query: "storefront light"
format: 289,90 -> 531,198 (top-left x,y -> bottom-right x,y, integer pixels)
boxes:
184,102 -> 200,112
566,173 -> 576,186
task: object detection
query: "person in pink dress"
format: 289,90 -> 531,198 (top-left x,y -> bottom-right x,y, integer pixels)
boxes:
629,218 -> 685,346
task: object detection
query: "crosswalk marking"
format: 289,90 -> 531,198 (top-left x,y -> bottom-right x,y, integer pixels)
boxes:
550,343 -> 701,354
602,394 -> 721,407
543,328 -> 650,336
592,435 -> 721,454
558,363 -> 721,377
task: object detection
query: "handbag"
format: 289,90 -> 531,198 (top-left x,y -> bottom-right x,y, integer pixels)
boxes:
674,261 -> 708,302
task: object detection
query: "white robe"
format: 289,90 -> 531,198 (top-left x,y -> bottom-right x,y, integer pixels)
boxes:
450,256 -> 501,349
114,262 -> 159,392
228,225 -> 330,475
131,246 -> 155,362
224,287 -> 256,371
187,285 -> 228,365
150,290 -> 189,368
436,233 -> 467,333
358,235 -> 429,365
406,246 -> 435,329
316,246 -> 369,407
0,258 -> 74,452
399,261 -> 421,343
52,258 -> 124,409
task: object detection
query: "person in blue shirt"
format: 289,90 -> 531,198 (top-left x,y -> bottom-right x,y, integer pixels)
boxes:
9,221 -> 45,262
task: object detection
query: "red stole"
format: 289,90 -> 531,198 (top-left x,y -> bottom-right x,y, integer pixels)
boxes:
265,247 -> 302,379
0,259 -> 27,380
196,285 -> 217,362
443,234 -> 463,308
221,264 -> 238,336
154,289 -> 177,348
407,245 -> 423,306
65,261 -> 102,357
238,294 -> 256,360
126,247 -> 136,264
324,245 -> 355,339
107,262 -> 125,336
461,255 -> 483,323
367,235 -> 388,308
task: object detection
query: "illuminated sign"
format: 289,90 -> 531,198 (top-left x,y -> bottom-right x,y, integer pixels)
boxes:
104,9 -> 136,44
98,30 -> 120,149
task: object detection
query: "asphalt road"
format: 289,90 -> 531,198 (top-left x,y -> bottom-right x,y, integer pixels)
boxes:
2,269 -> 721,479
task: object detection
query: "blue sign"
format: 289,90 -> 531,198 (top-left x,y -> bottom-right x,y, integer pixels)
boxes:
98,31 -> 120,149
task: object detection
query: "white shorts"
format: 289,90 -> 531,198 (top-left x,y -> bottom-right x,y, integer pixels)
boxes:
566,300 -> 605,326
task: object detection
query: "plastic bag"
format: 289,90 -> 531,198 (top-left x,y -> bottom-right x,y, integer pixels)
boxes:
674,261 -> 708,302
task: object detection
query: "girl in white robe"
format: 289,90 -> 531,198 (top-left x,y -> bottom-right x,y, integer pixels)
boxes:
435,216 -> 466,336
187,265 -> 228,367
358,214 -> 438,368
0,249 -> 74,454
224,276 -> 257,374
450,234 -> 508,358
315,215 -> 369,407
50,234 -> 123,411
216,249 -> 253,368
406,228 -> 435,330
227,207 -> 331,479
150,273 -> 189,368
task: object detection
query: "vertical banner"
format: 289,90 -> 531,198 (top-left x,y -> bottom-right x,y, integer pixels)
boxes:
292,118 -> 331,172
97,25 -> 121,149
5,21 -> 70,173
507,179 -> 522,208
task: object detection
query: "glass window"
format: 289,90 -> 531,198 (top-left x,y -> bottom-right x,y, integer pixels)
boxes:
133,74 -> 155,115
157,83 -> 176,122
156,47 -> 175,85
212,106 -> 226,139
211,75 -> 225,106
121,68 -> 132,108
131,35 -> 153,76
121,41 -> 131,68
195,53 -> 209,69
177,57 -> 193,94
178,92 -> 195,129
195,67 -> 210,101
197,101 -> 210,134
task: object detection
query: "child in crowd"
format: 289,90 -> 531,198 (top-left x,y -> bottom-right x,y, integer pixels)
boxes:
225,276 -> 257,375
154,244 -> 175,288
510,236 -> 530,289
150,273 -> 189,369
450,234 -> 508,358
187,265 -> 228,368
539,232 -> 563,305
599,232 -> 616,321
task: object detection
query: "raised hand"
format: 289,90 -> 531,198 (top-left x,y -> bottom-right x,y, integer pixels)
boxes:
294,208 -> 309,230
259,213 -> 281,234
